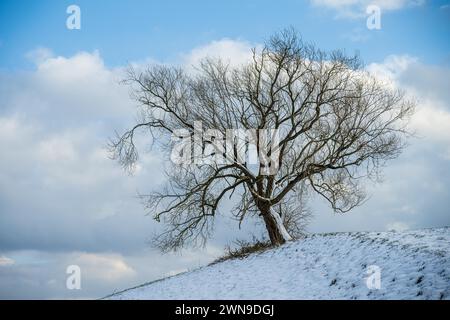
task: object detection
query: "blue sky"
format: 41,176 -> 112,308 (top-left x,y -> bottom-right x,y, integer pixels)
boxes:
1,0 -> 449,70
0,0 -> 449,299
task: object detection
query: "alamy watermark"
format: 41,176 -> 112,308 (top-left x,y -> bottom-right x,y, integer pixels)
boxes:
366,5 -> 381,30
170,121 -> 280,175
366,265 -> 381,290
66,264 -> 81,290
66,5 -> 81,30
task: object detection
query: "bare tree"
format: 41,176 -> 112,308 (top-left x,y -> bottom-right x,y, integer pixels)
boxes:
110,28 -> 414,251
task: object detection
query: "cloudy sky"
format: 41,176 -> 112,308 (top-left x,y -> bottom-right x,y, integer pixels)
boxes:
0,0 -> 449,299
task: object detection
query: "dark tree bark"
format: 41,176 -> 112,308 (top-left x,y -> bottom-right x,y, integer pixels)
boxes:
259,204 -> 289,245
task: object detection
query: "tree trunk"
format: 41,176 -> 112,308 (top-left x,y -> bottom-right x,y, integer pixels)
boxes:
260,204 -> 292,246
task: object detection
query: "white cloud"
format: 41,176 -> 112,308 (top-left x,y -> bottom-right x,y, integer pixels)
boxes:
0,50 -> 167,254
0,247 -> 221,298
0,256 -> 15,266
411,103 -> 450,144
36,50 -> 105,84
37,135 -> 78,163
0,49 -> 135,128
72,253 -> 136,281
0,46 -> 253,258
367,55 -> 450,150
310,0 -> 425,18
26,47 -> 54,65
366,55 -> 418,80
311,55 -> 450,233
182,38 -> 256,70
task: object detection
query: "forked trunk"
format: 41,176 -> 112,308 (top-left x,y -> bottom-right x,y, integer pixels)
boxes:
260,204 -> 292,246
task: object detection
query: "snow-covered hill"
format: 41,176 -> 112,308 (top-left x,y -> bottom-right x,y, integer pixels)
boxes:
106,227 -> 449,300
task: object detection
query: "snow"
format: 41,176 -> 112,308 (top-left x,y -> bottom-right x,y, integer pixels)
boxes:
105,227 -> 449,300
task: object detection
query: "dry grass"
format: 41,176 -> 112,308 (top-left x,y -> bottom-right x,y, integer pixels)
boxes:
211,238 -> 273,265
